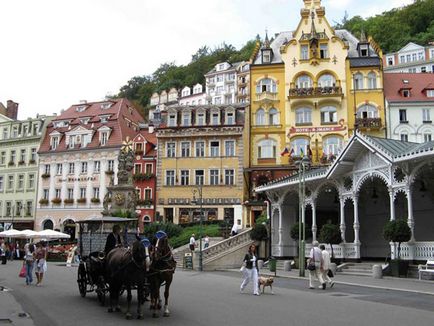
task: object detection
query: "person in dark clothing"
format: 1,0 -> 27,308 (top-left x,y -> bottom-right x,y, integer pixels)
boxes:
104,225 -> 122,255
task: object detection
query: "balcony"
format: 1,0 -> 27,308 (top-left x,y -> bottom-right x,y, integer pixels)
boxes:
288,86 -> 343,99
254,92 -> 279,103
355,117 -> 382,129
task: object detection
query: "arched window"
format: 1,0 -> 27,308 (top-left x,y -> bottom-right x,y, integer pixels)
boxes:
318,74 -> 336,87
269,108 -> 279,125
296,75 -> 313,88
256,109 -> 265,125
367,72 -> 377,89
357,104 -> 378,118
143,215 -> 151,224
320,106 -> 337,123
256,78 -> 277,93
323,136 -> 343,155
258,139 -> 277,158
295,108 -> 312,124
353,73 -> 364,90
43,219 -> 54,230
291,138 -> 310,156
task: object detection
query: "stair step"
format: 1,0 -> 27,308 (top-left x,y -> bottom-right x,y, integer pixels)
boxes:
338,271 -> 372,277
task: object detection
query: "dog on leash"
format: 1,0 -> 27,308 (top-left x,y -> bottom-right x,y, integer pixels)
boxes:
258,276 -> 274,294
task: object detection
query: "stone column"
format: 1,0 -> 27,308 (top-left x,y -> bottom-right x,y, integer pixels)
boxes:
353,194 -> 361,259
389,188 -> 395,221
339,197 -> 346,243
311,201 -> 317,242
406,188 -> 415,242
278,206 -> 283,246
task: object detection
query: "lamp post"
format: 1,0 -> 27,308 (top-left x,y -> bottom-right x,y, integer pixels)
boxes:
296,155 -> 310,277
192,184 -> 204,272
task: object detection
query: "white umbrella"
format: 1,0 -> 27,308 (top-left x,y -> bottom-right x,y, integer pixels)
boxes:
35,229 -> 71,239
0,228 -> 22,238
18,229 -> 39,238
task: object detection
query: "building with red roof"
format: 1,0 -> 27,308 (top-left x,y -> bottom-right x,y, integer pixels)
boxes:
384,73 -> 434,143
35,98 -> 145,235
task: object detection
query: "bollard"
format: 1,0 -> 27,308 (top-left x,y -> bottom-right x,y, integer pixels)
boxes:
372,264 -> 382,279
258,260 -> 264,269
283,260 -> 291,271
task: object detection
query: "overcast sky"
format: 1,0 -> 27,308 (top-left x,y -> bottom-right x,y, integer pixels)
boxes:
0,0 -> 413,119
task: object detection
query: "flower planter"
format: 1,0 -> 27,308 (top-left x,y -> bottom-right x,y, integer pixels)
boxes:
39,199 -> 49,205
51,198 -> 62,205
105,170 -> 114,175
41,173 -> 51,179
91,198 -> 100,203
77,198 -> 87,204
63,199 -> 74,204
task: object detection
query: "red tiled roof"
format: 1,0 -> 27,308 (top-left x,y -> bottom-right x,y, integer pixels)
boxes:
384,73 -> 434,102
39,98 -> 145,154
132,130 -> 157,158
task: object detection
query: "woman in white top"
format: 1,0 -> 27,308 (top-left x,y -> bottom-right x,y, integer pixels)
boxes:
240,244 -> 259,295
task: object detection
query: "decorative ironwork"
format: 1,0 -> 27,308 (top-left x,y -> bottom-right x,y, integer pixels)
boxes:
355,118 -> 382,129
288,86 -> 342,98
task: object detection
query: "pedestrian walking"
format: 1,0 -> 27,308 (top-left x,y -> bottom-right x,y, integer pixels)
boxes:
231,221 -> 239,236
24,242 -> 35,285
15,241 -> 21,260
9,242 -> 15,261
189,234 -> 196,252
204,235 -> 210,249
240,244 -> 260,296
0,240 -> 7,265
320,245 -> 334,288
308,241 -> 326,290
34,241 -> 47,286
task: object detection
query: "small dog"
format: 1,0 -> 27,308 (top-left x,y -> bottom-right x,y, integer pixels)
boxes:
258,276 -> 274,294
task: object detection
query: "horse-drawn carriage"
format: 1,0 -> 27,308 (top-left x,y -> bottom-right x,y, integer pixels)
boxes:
76,216 -> 176,319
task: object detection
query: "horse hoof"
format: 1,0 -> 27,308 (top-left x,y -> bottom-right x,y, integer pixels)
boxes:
125,314 -> 132,320
108,308 -> 113,313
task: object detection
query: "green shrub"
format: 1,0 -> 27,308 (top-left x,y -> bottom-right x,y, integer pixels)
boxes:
290,222 -> 313,241
250,224 -> 268,241
383,219 -> 411,260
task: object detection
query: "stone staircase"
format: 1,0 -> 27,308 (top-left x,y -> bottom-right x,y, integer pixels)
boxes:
337,262 -> 378,277
173,237 -> 223,267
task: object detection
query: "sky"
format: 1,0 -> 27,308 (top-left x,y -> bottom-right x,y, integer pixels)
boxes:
0,0 -> 414,119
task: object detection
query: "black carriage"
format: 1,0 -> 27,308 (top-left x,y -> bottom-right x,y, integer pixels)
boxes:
76,216 -> 137,305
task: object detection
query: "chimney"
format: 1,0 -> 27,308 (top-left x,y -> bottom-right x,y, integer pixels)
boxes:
6,100 -> 19,120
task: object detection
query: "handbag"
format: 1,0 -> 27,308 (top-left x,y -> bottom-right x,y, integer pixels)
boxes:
19,264 -> 26,278
327,269 -> 334,278
307,254 -> 316,271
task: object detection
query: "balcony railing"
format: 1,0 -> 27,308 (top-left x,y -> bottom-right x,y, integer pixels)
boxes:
288,86 -> 343,98
255,91 -> 279,102
355,117 -> 382,129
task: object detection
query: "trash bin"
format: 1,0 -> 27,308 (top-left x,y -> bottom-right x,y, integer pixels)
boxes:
269,257 -> 276,273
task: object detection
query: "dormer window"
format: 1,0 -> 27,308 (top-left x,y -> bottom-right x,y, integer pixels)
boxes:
402,89 -> 411,97
359,44 -> 369,57
262,49 -> 272,64
101,132 -> 108,146
51,136 -> 59,150
426,90 -> 434,98
80,118 -> 89,124
182,111 -> 191,126
218,63 -> 225,71
211,112 -> 220,125
226,111 -> 235,125
168,113 -> 177,127
69,136 -> 75,149
100,115 -> 110,123
196,111 -> 206,126
76,105 -> 87,112
101,103 -> 112,110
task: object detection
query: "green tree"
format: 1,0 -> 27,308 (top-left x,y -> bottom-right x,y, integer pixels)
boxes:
318,222 -> 342,259
383,219 -> 411,260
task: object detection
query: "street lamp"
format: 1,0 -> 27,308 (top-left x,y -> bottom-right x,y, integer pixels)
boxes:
295,155 -> 311,277
192,184 -> 204,272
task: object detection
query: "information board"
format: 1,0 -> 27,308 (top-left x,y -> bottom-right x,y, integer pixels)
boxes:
184,253 -> 193,270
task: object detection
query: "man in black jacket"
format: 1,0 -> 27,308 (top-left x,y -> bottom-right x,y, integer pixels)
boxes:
104,225 -> 122,255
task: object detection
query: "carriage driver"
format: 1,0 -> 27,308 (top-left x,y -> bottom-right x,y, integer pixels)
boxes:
104,225 -> 123,255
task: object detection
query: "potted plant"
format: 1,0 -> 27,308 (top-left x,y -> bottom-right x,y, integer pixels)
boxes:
51,198 -> 62,205
91,197 -> 100,203
318,221 -> 342,263
383,219 -> 412,277
105,170 -> 114,175
18,160 -> 25,165
39,198 -> 49,205
290,222 -> 313,269
77,198 -> 86,204
41,173 -> 50,179
63,199 -> 74,204
8,161 -> 15,166
29,159 -> 36,164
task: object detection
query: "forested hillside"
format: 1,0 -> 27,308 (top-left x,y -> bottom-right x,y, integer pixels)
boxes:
117,0 -> 434,119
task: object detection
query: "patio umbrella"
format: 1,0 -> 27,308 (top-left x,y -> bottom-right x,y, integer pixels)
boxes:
18,229 -> 39,238
35,229 -> 71,239
0,228 -> 22,238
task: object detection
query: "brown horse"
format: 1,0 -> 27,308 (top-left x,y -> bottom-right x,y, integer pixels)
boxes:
149,236 -> 176,318
105,240 -> 150,319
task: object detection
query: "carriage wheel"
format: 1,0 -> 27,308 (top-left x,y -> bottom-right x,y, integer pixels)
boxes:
77,263 -> 87,297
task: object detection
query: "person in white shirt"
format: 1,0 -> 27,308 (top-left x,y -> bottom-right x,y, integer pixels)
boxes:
320,244 -> 334,288
231,221 -> 239,236
189,234 -> 196,252
204,235 -> 210,249
308,241 -> 326,289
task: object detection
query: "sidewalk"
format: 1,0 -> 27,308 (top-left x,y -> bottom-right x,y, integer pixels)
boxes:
224,268 -> 434,296
0,286 -> 35,326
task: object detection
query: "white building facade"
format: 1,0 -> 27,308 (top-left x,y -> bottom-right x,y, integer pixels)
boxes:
384,42 -> 434,73
205,62 -> 240,105
178,84 -> 208,106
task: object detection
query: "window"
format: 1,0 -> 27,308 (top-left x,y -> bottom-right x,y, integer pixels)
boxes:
387,56 -> 394,66
181,142 -> 190,157
291,138 -> 309,156
320,44 -> 328,59
55,188 -> 61,198
101,132 -> 108,146
195,141 -> 205,157
43,189 -> 49,200
216,86 -> 224,95
168,113 -> 177,127
195,170 -> 204,185
26,201 -> 33,216
225,169 -> 235,185
402,89 -> 411,97
181,170 -> 190,186
134,164 -> 141,174
357,105 -> 378,118
197,112 -> 205,126
424,133 -> 432,142
211,112 -> 219,125
10,150 -> 16,163
320,106 -> 337,124
145,164 -> 152,174
257,139 -> 277,158
225,140 -> 235,156
318,74 -> 335,87
226,111 -> 235,125
400,55 -> 405,63
6,202 -> 11,216
67,188 -> 74,200
216,74 -> 223,82
296,75 -> 313,88
80,187 -> 86,199
182,112 -> 191,126
0,151 -> 5,164
210,169 -> 219,185
256,78 -> 277,93
81,162 -> 88,174
353,73 -> 363,90
56,163 -> 63,175
28,174 -> 35,189
401,133 -> 408,142
296,108 -> 312,124
412,53 -> 417,61
167,142 -> 176,158
421,67 -> 427,73
210,141 -> 220,157
256,109 -> 265,125
8,175 -> 14,189
68,136 -> 75,149
399,109 -> 408,123
18,174 -> 24,189
12,127 -> 18,138
166,170 -> 175,186
44,164 -> 50,175
423,109 -> 431,122
30,148 -> 36,162
323,136 -> 343,155
93,187 -> 100,199
406,54 -> 411,62
2,128 -> 8,139
20,149 -> 26,162
94,161 -> 100,173
15,202 -> 22,216
51,136 -> 59,150
301,45 -> 308,60
269,108 -> 279,125
108,160 -> 114,171
0,176 -> 3,191
427,90 -> 434,98
367,72 -> 377,89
